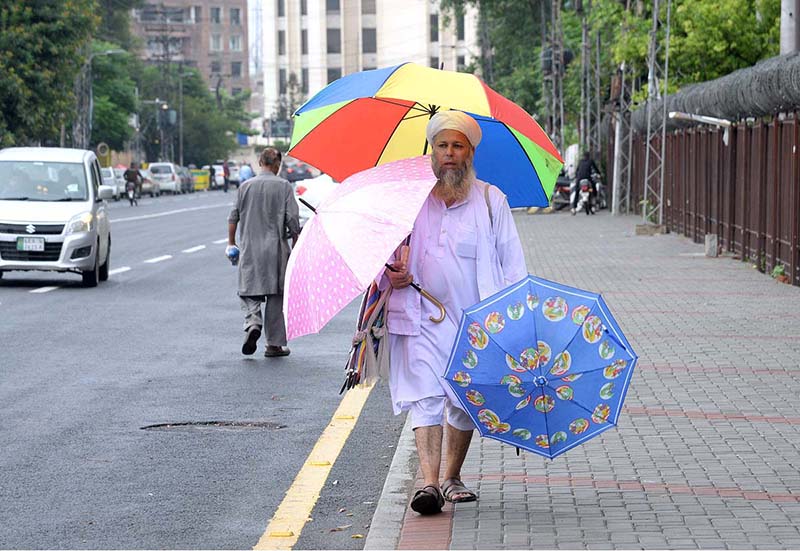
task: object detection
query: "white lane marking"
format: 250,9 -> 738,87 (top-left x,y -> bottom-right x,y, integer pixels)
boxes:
182,245 -> 206,254
30,286 -> 58,294
212,238 -> 228,244
144,255 -> 172,264
111,203 -> 232,224
109,266 -> 132,275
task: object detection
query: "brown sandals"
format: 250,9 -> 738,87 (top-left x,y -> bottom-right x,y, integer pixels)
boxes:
410,484 -> 445,515
441,478 -> 477,503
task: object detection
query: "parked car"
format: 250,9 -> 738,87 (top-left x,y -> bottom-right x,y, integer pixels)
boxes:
0,147 -> 114,287
148,162 -> 181,194
100,167 -> 121,201
112,167 -> 127,196
280,156 -> 314,183
178,166 -> 194,193
227,160 -> 241,187
139,168 -> 160,197
293,174 -> 338,229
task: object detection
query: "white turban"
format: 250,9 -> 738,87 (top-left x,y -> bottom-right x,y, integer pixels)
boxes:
426,111 -> 482,149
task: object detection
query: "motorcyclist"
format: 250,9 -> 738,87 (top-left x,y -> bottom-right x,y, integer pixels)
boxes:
123,162 -> 141,206
572,151 -> 601,215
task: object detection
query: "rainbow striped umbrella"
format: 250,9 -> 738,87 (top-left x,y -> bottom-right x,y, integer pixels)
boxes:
288,63 -> 563,208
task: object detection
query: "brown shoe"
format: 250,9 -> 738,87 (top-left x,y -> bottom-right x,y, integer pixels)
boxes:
264,345 -> 290,357
241,327 -> 261,355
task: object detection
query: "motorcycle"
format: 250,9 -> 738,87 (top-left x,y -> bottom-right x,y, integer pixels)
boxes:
550,171 -> 572,211
126,181 -> 138,206
593,170 -> 607,210
575,178 -> 594,215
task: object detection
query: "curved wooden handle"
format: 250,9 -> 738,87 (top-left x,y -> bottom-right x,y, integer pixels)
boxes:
419,288 -> 446,323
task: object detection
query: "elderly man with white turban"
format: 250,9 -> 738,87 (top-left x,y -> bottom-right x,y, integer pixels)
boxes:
384,110 -> 528,515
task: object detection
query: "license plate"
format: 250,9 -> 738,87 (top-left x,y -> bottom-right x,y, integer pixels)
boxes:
17,236 -> 45,252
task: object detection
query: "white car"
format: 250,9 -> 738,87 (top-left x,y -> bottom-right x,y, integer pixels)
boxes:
294,174 -> 338,229
100,167 -> 121,201
148,162 -> 181,194
0,147 -> 114,286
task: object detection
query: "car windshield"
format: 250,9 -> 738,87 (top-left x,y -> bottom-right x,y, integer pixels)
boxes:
101,168 -> 113,178
149,165 -> 172,174
0,160 -> 88,201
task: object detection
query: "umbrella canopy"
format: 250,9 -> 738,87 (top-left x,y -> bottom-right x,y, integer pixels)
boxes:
442,275 -> 637,459
288,63 -> 563,208
283,155 -> 437,340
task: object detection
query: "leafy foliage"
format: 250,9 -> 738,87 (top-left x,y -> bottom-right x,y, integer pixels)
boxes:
0,0 -> 98,146
438,0 -> 781,144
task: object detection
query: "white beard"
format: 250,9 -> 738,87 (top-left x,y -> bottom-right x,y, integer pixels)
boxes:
432,158 -> 476,204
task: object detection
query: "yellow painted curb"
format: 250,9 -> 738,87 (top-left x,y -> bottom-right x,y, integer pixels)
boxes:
253,384 -> 374,550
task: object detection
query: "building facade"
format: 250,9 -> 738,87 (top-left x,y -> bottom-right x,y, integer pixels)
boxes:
262,0 -> 479,137
132,0 -> 251,98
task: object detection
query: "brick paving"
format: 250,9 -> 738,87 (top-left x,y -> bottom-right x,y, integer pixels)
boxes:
368,210 -> 800,550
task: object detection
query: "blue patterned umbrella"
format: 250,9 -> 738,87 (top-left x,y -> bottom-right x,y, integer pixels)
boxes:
442,275 -> 637,459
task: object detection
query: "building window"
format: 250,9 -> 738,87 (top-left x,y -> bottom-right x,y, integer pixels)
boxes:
230,7 -> 241,25
361,0 -> 376,14
326,0 -> 340,13
362,28 -> 376,54
191,6 -> 202,23
278,30 -> 286,55
279,68 -> 287,94
232,87 -> 242,95
210,6 -> 221,24
140,6 -> 159,21
457,55 -> 466,70
430,56 -> 439,69
430,14 -> 439,42
457,14 -> 465,40
301,0 -> 307,15
301,68 -> 309,93
211,60 -> 221,73
327,28 -> 341,53
231,61 -> 242,78
301,30 -> 308,55
210,34 -> 222,51
230,35 -> 242,51
327,67 -> 342,83
277,0 -> 285,17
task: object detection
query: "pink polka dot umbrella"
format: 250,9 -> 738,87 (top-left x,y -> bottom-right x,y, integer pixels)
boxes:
283,155 -> 439,340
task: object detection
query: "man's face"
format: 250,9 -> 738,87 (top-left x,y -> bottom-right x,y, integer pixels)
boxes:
431,129 -> 472,176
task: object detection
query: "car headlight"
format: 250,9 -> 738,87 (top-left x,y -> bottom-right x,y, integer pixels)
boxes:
66,212 -> 94,234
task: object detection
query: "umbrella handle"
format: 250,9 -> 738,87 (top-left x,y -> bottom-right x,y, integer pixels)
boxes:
385,262 -> 446,323
418,286 -> 446,323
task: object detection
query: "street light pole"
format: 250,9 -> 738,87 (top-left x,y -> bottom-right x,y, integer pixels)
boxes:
72,48 -> 124,150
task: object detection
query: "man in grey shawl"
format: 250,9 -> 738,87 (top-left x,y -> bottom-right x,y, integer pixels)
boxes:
227,147 -> 300,357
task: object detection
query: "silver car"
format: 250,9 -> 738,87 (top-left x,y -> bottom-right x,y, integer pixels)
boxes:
0,147 -> 114,287
100,166 -> 122,201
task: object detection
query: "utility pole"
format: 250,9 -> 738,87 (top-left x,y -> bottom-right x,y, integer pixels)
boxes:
543,0 -> 565,151
781,0 -> 800,53
642,0 -> 672,225
611,61 -> 634,215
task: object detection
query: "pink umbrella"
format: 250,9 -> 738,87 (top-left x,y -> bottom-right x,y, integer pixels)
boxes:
284,155 -> 438,340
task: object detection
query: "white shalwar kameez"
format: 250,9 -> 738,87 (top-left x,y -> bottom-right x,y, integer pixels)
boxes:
386,180 -> 528,424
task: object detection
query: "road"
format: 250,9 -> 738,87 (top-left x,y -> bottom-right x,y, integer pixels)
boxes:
0,191 -> 405,549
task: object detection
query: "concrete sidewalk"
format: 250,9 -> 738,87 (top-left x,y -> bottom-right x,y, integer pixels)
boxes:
365,210 -> 800,550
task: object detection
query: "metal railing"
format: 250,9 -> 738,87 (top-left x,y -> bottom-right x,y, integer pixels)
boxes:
618,112 -> 800,287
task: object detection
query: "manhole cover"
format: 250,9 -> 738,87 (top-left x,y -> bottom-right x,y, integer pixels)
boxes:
141,421 -> 287,432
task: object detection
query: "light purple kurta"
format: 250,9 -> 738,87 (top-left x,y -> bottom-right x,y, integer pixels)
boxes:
386,180 -> 528,415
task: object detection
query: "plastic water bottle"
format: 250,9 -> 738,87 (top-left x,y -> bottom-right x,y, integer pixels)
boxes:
225,245 -> 239,266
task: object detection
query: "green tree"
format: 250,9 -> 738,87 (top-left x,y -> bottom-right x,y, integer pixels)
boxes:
90,41 -> 137,150
0,0 -> 98,146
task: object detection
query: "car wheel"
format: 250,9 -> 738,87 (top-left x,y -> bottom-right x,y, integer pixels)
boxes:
82,245 -> 100,288
99,239 -> 110,282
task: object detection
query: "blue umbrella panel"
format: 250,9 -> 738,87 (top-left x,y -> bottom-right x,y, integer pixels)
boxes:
442,275 -> 637,459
